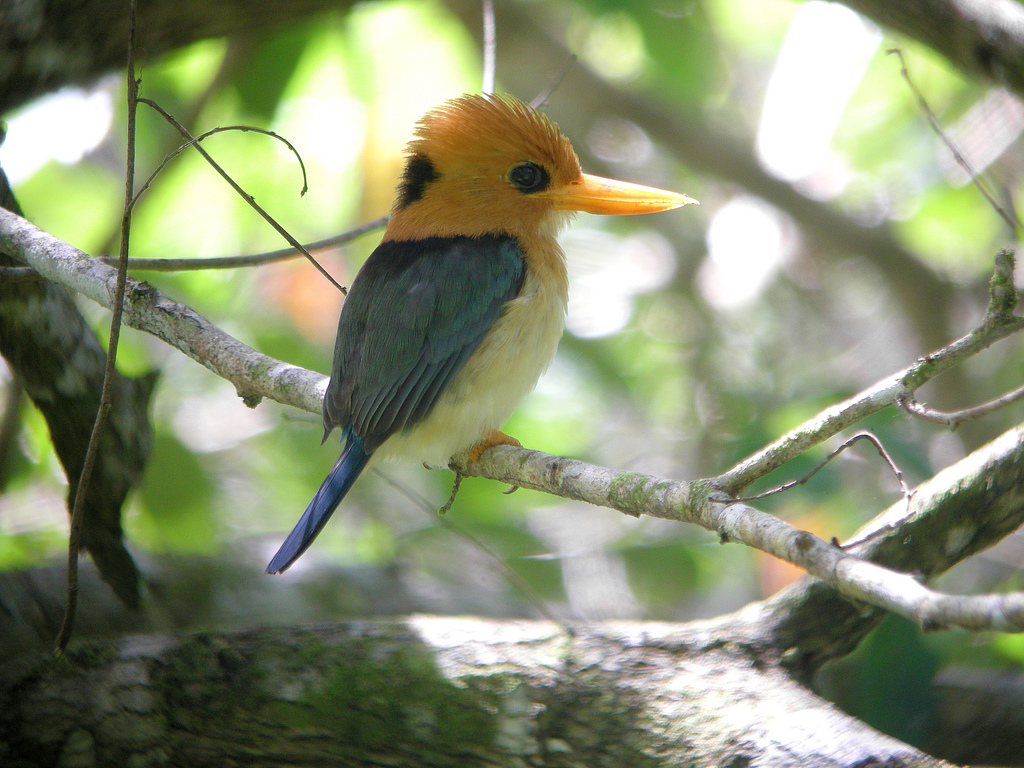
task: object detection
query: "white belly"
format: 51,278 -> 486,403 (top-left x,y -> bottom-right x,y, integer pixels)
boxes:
376,269 -> 566,465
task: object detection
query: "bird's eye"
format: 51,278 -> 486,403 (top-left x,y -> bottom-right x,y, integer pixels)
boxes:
508,161 -> 550,194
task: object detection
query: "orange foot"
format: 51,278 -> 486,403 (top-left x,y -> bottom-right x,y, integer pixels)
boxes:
467,429 -> 522,462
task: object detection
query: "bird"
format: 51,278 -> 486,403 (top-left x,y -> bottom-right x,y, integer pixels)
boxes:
267,93 -> 696,574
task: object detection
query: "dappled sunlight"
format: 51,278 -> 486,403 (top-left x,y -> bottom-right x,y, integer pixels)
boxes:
564,228 -> 676,337
756,0 -> 882,187
699,195 -> 792,309
2,12 -> 1023,754
0,79 -> 116,184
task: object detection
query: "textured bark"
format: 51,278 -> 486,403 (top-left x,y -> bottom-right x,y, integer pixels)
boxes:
2,416 -> 1022,764
453,420 -> 1024,638
0,617 -> 950,768
710,423 -> 1024,686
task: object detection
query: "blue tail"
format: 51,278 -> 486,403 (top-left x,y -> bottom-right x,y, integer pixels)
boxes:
266,431 -> 370,574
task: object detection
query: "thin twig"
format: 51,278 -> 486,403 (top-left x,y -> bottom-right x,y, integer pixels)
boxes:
96,215 -> 388,272
137,98 -> 347,295
530,54 -> 578,110
55,0 -> 140,655
128,124 -> 309,214
481,0 -> 496,95
889,48 -> 1022,235
899,382 -> 1024,428
715,251 -> 1024,495
897,250 -> 1022,428
374,469 -> 566,626
735,431 -> 910,504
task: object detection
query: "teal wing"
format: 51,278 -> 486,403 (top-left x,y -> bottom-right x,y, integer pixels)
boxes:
323,234 -> 525,453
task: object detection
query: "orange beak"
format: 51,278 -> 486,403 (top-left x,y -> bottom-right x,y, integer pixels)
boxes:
538,173 -> 698,215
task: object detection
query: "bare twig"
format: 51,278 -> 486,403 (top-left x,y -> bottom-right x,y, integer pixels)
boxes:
97,216 -> 388,272
130,124 -> 309,212
899,384 -> 1024,428
0,208 -> 326,414
481,0 -> 495,95
530,54 -> 578,110
889,47 -> 1023,234
736,431 -> 910,504
898,250 -> 1022,428
55,0 -> 140,656
714,252 -> 1023,496
138,98 -> 347,295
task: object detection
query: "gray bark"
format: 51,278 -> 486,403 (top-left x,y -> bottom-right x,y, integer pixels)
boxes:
0,617 -> 949,768
2,418 -> 1023,765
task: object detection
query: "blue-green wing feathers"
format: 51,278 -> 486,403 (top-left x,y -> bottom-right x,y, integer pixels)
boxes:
324,235 -> 525,453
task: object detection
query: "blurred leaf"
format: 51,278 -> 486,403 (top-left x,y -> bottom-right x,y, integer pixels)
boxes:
575,0 -> 720,98
843,616 -> 940,747
14,160 -> 121,253
234,25 -> 315,120
621,540 -> 700,612
134,432 -> 218,552
992,632 -> 1024,664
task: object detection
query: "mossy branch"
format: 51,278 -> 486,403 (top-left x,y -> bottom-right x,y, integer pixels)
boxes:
3,209 -> 1024,634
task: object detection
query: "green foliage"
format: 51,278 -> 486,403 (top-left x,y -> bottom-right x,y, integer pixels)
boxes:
1,1 -> 1022,741
832,616 -> 941,748
134,433 -> 219,552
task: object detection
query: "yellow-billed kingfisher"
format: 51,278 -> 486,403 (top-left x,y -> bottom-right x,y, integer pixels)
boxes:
267,93 -> 695,574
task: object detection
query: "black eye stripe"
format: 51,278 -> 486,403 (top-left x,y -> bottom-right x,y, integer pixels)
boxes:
397,154 -> 439,208
508,161 -> 550,194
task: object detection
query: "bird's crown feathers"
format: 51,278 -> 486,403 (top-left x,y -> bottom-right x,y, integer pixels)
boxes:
388,94 -> 583,240
407,93 -> 579,182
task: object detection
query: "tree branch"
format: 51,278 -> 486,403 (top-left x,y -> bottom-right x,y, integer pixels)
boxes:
840,0 -> 1024,100
451,420 -> 1024,635
0,207 -> 325,413
0,617 -> 952,768
3,210 -> 1023,637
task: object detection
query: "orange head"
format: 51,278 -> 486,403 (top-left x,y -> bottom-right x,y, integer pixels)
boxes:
383,93 -> 696,242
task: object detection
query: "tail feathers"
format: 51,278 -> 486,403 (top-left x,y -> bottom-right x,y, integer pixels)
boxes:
266,433 -> 369,574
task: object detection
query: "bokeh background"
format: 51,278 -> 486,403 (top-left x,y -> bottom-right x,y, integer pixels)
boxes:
1,0 -> 1023,758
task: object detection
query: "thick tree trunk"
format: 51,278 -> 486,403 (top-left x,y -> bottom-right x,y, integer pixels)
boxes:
2,421 -> 1023,765
0,617 -> 949,768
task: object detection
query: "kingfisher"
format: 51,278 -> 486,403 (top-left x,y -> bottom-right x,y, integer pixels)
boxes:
267,93 -> 695,574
